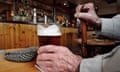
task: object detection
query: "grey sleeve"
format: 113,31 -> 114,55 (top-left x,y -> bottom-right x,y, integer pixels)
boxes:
80,55 -> 102,72
79,45 -> 120,72
102,45 -> 120,72
96,15 -> 120,40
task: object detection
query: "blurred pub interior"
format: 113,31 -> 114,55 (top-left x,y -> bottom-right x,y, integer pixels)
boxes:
0,0 -> 120,57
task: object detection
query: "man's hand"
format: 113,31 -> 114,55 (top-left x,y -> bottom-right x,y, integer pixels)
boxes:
74,3 -> 101,28
36,45 -> 82,72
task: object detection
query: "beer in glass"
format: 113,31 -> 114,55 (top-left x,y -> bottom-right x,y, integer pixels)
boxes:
37,24 -> 61,46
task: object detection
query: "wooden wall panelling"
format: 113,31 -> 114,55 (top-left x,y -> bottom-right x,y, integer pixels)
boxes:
0,23 -> 40,49
5,23 -> 11,49
24,24 -> 38,48
2,23 -> 8,49
32,24 -> 39,47
0,23 -> 4,49
17,24 -> 39,48
14,24 -> 20,48
9,23 -> 15,48
19,24 -> 26,48
26,25 -> 33,47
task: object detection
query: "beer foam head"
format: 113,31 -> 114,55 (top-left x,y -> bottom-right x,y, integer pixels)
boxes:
37,24 -> 62,36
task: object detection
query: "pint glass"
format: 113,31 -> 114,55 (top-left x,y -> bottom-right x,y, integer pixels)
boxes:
37,24 -> 62,46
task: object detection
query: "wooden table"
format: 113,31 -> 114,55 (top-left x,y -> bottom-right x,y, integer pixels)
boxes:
0,49 -> 40,72
74,38 -> 116,57
74,38 -> 116,46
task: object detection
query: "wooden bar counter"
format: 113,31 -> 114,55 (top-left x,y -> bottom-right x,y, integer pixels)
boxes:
0,22 -> 78,49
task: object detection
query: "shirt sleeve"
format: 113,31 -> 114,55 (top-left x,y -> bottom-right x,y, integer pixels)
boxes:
96,15 -> 120,40
79,46 -> 120,72
102,45 -> 120,72
80,55 -> 102,72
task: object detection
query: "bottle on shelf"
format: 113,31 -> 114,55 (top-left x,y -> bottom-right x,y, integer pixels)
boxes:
33,8 -> 37,24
